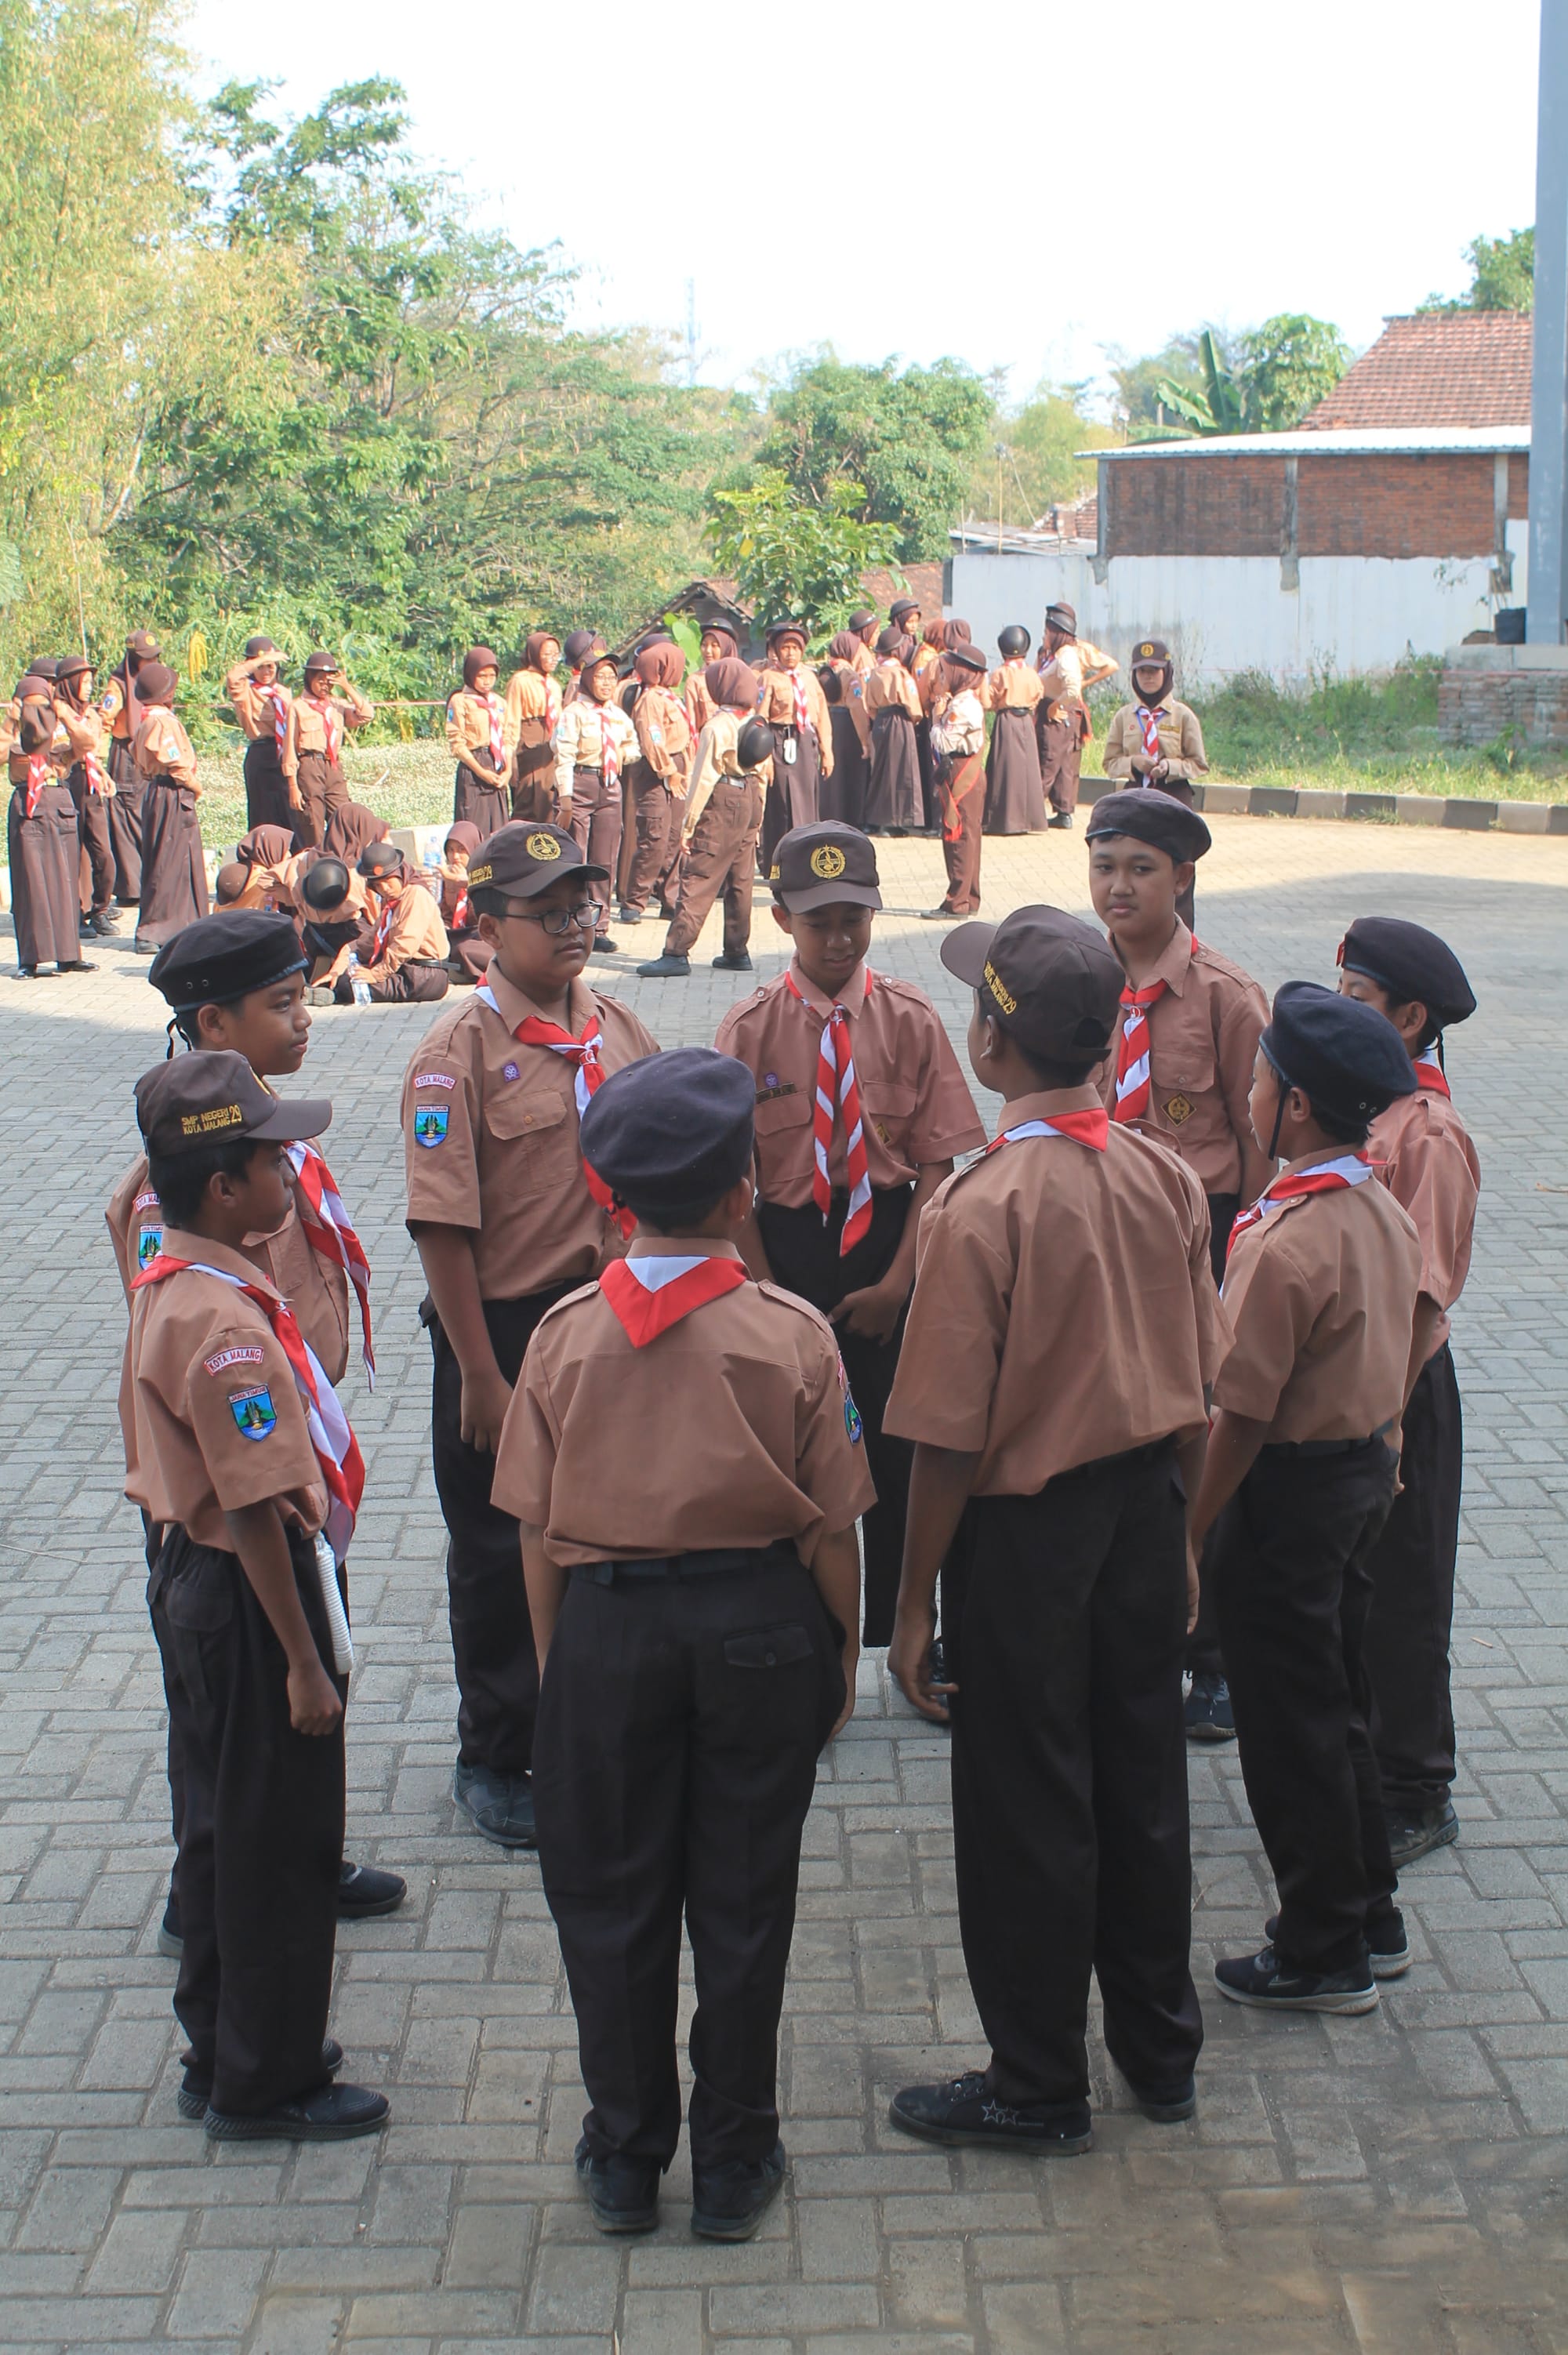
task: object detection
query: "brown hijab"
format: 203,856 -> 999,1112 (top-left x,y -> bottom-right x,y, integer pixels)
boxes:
942,619 -> 974,650
238,824 -> 296,869
445,819 -> 481,857
523,630 -> 559,675
462,646 -> 499,688
826,630 -> 865,666
325,802 -> 390,865
635,643 -> 685,691
703,658 -> 760,711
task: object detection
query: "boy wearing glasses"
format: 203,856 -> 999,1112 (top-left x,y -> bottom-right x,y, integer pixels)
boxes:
401,823 -> 659,1849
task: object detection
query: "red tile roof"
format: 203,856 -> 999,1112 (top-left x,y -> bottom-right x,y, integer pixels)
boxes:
1304,312 -> 1533,431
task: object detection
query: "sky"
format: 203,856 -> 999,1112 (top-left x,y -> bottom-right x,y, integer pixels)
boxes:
186,0 -> 1542,412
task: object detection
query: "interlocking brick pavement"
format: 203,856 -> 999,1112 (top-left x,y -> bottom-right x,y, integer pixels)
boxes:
3,812 -> 1568,2351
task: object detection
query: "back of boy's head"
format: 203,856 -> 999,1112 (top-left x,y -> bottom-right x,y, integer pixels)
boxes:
1261,981 -> 1418,1142
580,1048 -> 755,1233
943,904 -> 1122,1083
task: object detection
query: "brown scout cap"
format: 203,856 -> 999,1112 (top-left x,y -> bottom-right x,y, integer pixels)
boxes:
468,820 -> 608,901
942,904 -> 1123,1063
769,822 -> 882,913
1131,637 -> 1170,665
136,1048 -> 331,1159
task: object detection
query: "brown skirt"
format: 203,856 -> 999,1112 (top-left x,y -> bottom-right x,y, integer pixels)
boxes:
135,776 -> 210,948
983,707 -> 1047,835
864,709 -> 923,831
820,708 -> 869,829
760,724 -> 822,874
244,736 -> 296,838
453,764 -> 508,838
8,782 -> 81,967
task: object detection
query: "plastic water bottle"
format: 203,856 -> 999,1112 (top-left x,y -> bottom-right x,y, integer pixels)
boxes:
347,950 -> 372,1008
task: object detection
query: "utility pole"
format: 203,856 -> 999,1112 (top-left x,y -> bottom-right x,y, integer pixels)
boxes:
686,280 -> 698,390
1528,0 -> 1568,641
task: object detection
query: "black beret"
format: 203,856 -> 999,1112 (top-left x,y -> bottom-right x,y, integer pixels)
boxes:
1261,982 -> 1417,1125
1338,918 -> 1475,1027
996,624 -> 1031,659
580,1047 -> 756,1217
357,841 -> 405,880
147,912 -> 307,1013
1086,786 -> 1211,863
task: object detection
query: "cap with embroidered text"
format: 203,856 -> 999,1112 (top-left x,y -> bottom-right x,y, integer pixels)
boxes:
1086,786 -> 1210,864
136,1049 -> 330,1159
770,822 -> 882,912
581,1047 -> 756,1218
943,903 -> 1123,1063
147,912 -> 307,1013
1261,981 -> 1418,1125
467,820 -> 608,902
1337,917 -> 1475,1029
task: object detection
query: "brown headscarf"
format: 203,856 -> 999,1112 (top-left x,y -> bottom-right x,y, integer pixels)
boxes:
445,819 -> 482,857
703,658 -> 760,711
635,643 -> 685,691
826,630 -> 864,666
324,802 -> 390,865
238,824 -> 296,869
922,620 -> 946,650
942,619 -> 974,650
699,621 -> 740,657
523,630 -> 560,674
463,646 -> 499,688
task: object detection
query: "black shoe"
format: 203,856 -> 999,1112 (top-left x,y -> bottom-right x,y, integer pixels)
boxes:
1124,2074 -> 1196,2122
1047,812 -> 1074,829
307,982 -> 336,1007
691,2140 -> 786,2241
180,2039 -> 344,2121
575,2136 -> 661,2234
56,960 -> 97,974
90,908 -> 121,934
452,1762 -> 536,1849
1265,1909 -> 1410,1979
157,1900 -> 182,1960
338,1860 -> 407,1918
588,936 -> 619,956
919,905 -> 964,920
1385,1798 -> 1457,1868
205,2080 -> 389,2143
1185,1673 -> 1236,1743
636,953 -> 691,977
712,951 -> 753,971
616,907 -> 644,926
1214,1946 -> 1378,2015
889,2071 -> 1091,2154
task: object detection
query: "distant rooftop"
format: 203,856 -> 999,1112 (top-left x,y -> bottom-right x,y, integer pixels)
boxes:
1304,312 -> 1533,432
1080,426 -> 1529,462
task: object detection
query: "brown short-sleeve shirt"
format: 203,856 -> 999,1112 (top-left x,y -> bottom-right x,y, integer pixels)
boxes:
121,1230 -> 326,1548
714,958 -> 985,1208
885,1101 -> 1230,1491
1098,922 -> 1274,1202
1213,1170 -> 1421,1442
491,1265 -> 877,1567
1366,1087 -> 1480,1356
401,966 -> 660,1299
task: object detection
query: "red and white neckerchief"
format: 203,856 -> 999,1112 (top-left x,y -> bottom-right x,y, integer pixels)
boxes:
449,877 -> 470,931
81,735 -> 107,796
263,684 -> 289,757
786,968 -> 873,1256
599,1254 -> 748,1348
1135,704 -> 1163,769
1114,978 -> 1167,1121
130,1254 -> 365,1562
1414,1047 -> 1450,1098
306,695 -> 343,764
985,1108 -> 1109,1154
476,984 -> 635,1238
22,749 -> 52,818
476,689 -> 504,773
285,1141 -> 375,1383
1225,1152 -> 1374,1265
789,666 -> 811,736
367,896 -> 397,965
596,704 -> 621,788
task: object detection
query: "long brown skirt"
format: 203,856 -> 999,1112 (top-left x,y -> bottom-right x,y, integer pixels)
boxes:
820,708 -> 868,829
135,776 -> 209,949
865,709 -> 922,831
244,736 -> 296,837
9,783 -> 82,967
984,707 -> 1047,835
453,764 -> 508,837
760,724 -> 822,874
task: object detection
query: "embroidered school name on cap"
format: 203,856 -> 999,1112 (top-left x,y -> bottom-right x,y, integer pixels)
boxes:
228,1385 -> 276,1439
414,1105 -> 449,1147
983,961 -> 1018,1016
205,1345 -> 265,1376
180,1103 -> 245,1137
469,862 -> 493,884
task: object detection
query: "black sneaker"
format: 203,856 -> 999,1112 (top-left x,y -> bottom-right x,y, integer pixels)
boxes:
1265,1910 -> 1410,1979
636,953 -> 691,978
712,951 -> 753,971
588,937 -> 619,957
1385,1799 -> 1457,1868
205,2080 -> 389,2143
616,907 -> 644,926
338,1860 -> 407,1918
889,2071 -> 1091,2154
157,1900 -> 182,1960
1214,1946 -> 1378,2015
90,908 -> 121,934
1185,1673 -> 1236,1743
56,960 -> 97,974
1047,812 -> 1074,829
691,2139 -> 786,2241
575,2136 -> 661,2234
919,905 -> 964,920
180,2039 -> 344,2121
1123,2074 -> 1196,2122
452,1763 -> 536,1849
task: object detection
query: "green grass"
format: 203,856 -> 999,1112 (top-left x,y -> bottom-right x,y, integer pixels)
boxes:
198,741 -> 458,851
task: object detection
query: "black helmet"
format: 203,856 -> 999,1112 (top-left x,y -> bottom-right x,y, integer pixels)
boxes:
301,857 -> 352,913
737,718 -> 775,771
997,624 -> 1030,659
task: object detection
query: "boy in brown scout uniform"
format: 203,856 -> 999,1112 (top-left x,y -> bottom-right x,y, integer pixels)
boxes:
884,906 -> 1229,2151
281,651 -> 373,851
1035,600 -> 1116,829
1336,918 -> 1481,1868
401,822 -> 659,1849
122,1050 -> 389,2142
637,671 -> 774,978
491,1047 -> 869,2243
1191,984 -> 1422,2016
715,822 -> 985,1646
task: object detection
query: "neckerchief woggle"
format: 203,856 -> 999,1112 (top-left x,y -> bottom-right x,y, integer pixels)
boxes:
476,983 -> 635,1238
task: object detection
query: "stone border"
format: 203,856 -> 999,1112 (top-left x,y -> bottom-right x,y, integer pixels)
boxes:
1080,775 -> 1568,835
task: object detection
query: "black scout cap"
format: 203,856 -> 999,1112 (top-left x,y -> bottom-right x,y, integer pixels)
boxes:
581,1047 -> 755,1219
770,822 -> 882,913
1045,601 -> 1077,634
945,643 -> 988,676
357,840 -> 405,880
765,618 -> 808,644
562,629 -> 604,666
300,856 -> 352,913
1132,637 -> 1171,665
1261,982 -> 1417,1125
736,717 -> 776,771
997,624 -> 1030,658
148,912 -> 307,1013
1086,786 -> 1211,863
943,904 -> 1123,1063
467,821 -> 608,902
1338,918 -> 1476,1027
136,1049 -> 330,1158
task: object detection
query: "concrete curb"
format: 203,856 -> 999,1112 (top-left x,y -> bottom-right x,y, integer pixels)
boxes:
1080,775 -> 1568,835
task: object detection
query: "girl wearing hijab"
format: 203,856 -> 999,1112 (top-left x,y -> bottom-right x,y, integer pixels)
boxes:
99,629 -> 160,904
561,627 -> 607,708
685,621 -> 742,738
435,819 -> 491,982
983,624 -> 1048,836
619,641 -> 693,928
323,801 -> 390,869
823,629 -> 873,822
862,627 -> 923,835
223,635 -> 295,835
554,650 -> 637,951
54,652 -> 118,935
130,663 -> 209,951
757,621 -> 833,873
8,691 -> 89,977
924,643 -> 991,920
503,630 -> 561,824
445,648 -> 510,836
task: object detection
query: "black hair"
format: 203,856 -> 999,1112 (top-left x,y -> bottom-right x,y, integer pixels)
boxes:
1014,1044 -> 1105,1090
146,1138 -> 263,1226
1305,1101 -> 1371,1148
617,1185 -> 735,1234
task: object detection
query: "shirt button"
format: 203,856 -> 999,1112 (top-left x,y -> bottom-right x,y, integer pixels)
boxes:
764,1649 -> 777,1666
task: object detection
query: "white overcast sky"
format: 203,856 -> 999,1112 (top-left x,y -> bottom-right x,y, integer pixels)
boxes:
186,0 -> 1541,410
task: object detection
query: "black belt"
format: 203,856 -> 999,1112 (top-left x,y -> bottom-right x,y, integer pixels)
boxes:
573,1540 -> 800,1585
1053,1434 -> 1178,1484
1261,1421 -> 1395,1461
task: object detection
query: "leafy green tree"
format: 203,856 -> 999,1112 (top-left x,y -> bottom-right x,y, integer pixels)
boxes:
743,356 -> 990,561
1109,332 -> 1216,439
1154,330 -> 1245,437
965,383 -> 1112,528
1423,227 -> 1534,313
1233,314 -> 1352,429
707,470 -> 898,638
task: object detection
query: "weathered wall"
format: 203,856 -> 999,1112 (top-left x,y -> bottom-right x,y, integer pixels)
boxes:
1439,658 -> 1568,748
1104,452 -> 1528,560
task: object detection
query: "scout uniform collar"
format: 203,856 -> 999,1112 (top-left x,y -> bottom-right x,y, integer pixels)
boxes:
786,955 -> 871,1018
478,963 -> 599,1034
146,1226 -> 287,1305
1124,917 -> 1194,999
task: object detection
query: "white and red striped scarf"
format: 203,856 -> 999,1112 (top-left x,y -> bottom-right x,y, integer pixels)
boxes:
449,877 -> 470,931
285,1140 -> 375,1382
789,666 -> 811,737
1414,1047 -> 1450,1098
305,695 -> 343,764
1136,704 -> 1163,771
22,749 -> 52,819
599,1254 -> 748,1348
595,703 -> 621,789
1114,978 -> 1167,1121
786,968 -> 873,1256
131,1252 -> 365,1563
1225,1152 -> 1374,1265
477,985 -> 635,1238
476,689 -> 504,773
986,1108 -> 1109,1154
366,895 -> 397,966
263,684 -> 289,757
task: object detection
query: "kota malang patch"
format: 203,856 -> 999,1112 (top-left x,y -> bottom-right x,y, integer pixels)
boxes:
228,1386 -> 277,1441
414,1105 -> 449,1148
136,1225 -> 163,1272
756,1079 -> 798,1102
414,1070 -> 455,1089
1164,1094 -> 1194,1126
205,1345 -> 264,1376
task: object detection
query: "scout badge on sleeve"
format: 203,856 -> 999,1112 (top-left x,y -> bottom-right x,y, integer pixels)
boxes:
414,1103 -> 449,1148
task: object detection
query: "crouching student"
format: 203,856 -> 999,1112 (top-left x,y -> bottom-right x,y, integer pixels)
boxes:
717,825 -> 985,1644
340,843 -> 450,1004
122,1050 -> 389,2142
490,1048 -> 869,2241
637,669 -> 772,978
438,821 -> 492,982
885,907 -> 1229,2150
297,858 -> 369,1001
1191,985 -> 1421,2015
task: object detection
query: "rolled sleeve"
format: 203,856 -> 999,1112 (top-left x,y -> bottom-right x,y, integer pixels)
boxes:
184,1329 -> 320,1511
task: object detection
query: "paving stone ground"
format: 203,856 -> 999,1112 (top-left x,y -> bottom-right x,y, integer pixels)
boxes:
4,813 -> 1568,2353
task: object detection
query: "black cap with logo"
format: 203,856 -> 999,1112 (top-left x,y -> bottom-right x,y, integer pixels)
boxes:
148,912 -> 307,1013
136,1048 -> 330,1159
467,821 -> 608,905
942,904 -> 1123,1064
769,822 -> 883,912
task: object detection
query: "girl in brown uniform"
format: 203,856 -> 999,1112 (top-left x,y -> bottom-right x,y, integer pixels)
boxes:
224,637 -> 296,836
619,642 -> 692,928
132,664 -> 210,952
447,648 -> 510,836
55,652 -> 118,935
862,629 -> 923,835
503,632 -> 562,823
9,691 -> 91,977
983,626 -> 1047,835
757,621 -> 833,873
100,630 -> 161,904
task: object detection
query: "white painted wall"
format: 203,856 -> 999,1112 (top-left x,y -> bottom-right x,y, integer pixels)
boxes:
949,521 -> 1531,684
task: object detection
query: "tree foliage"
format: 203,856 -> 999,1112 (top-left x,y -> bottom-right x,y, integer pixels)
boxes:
707,470 -> 899,639
1423,227 -> 1534,314
1148,317 -> 1349,437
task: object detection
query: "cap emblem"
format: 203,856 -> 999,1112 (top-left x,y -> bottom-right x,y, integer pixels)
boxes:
1138,643 -> 1155,659
526,833 -> 562,862
810,844 -> 847,880
982,961 -> 1018,1017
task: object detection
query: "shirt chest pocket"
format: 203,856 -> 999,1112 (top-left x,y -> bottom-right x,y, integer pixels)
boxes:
483,1084 -> 572,1199
752,1088 -> 814,1139
859,1078 -> 918,1156
1149,1040 -> 1219,1134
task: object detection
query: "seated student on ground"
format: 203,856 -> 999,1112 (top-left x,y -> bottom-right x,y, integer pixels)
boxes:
339,843 -> 450,1005
298,858 -> 370,1002
437,820 -> 492,982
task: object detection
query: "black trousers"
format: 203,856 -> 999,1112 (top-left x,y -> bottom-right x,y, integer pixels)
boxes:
428,1287 -> 575,1776
148,1526 -> 344,2114
1185,1189 -> 1240,1682
1213,1439 -> 1399,1974
944,1443 -> 1201,2106
534,1548 -> 844,2168
335,959 -> 449,1006
1363,1345 -> 1463,1813
757,1187 -> 911,1646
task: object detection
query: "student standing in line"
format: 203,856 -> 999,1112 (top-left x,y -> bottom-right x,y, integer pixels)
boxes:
684,622 -> 743,739
815,666 -> 863,827
503,631 -> 563,824
983,626 -> 1047,836
54,651 -> 119,938
637,676 -> 774,980
922,644 -> 990,921
1104,640 -> 1209,811
132,664 -> 209,953
100,630 -> 161,906
447,648 -> 511,838
8,690 -> 92,977
862,629 -> 923,836
554,653 -> 637,955
1036,601 -> 1116,830
561,629 -> 608,707
618,643 -> 692,931
224,637 -> 296,837
282,653 -> 373,852
756,622 -> 833,873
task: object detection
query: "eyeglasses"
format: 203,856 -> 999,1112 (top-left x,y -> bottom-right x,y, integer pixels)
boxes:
506,901 -> 600,935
